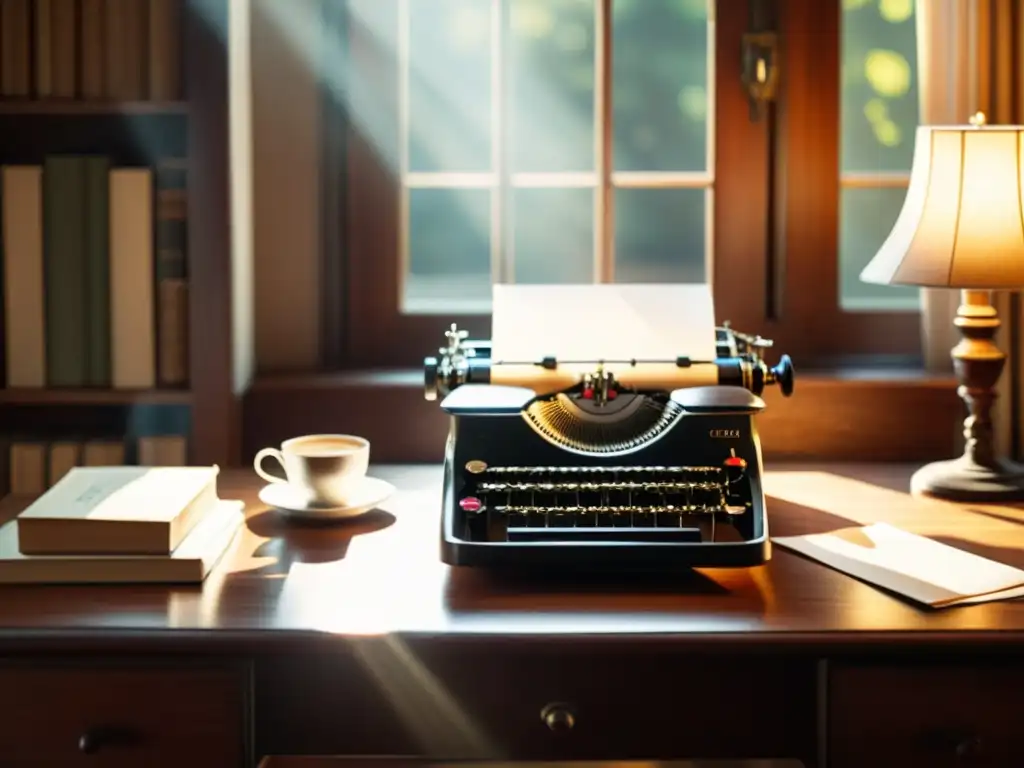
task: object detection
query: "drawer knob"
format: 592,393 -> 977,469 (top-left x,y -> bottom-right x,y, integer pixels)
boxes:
78,729 -> 101,754
78,726 -> 142,754
955,734 -> 983,760
540,702 -> 576,732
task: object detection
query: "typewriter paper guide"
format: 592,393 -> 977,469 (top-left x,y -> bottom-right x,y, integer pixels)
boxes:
491,284 -> 718,364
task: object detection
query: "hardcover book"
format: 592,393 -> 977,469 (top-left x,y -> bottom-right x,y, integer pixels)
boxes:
16,465 -> 219,556
0,499 -> 244,584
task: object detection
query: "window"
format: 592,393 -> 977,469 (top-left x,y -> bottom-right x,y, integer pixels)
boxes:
333,0 -> 923,369
400,0 -> 712,314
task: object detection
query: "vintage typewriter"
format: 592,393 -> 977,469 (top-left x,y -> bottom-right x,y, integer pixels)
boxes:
423,314 -> 794,570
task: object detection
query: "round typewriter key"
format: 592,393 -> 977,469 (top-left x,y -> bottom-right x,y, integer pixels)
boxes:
465,460 -> 488,474
459,496 -> 483,513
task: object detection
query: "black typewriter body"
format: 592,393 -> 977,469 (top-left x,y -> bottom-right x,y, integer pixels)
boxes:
424,322 -> 794,571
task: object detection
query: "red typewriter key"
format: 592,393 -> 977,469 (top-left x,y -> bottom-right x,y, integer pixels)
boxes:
459,496 -> 483,513
724,456 -> 747,468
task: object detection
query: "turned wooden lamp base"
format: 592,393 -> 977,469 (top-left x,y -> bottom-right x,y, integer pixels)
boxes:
911,456 -> 1024,501
911,289 -> 1024,502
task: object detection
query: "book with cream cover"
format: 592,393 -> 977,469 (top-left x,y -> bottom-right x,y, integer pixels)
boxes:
16,465 -> 219,556
0,500 -> 244,584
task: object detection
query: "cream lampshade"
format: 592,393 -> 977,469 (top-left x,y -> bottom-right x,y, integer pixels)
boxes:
861,113 -> 1024,500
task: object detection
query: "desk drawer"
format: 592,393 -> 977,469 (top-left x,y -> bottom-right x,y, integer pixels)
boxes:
829,663 -> 1024,767
0,664 -> 246,767
414,646 -> 812,760
256,644 -> 815,761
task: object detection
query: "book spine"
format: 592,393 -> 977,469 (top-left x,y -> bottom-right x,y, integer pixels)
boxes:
47,440 -> 81,486
156,161 -> 186,252
0,437 -> 10,497
137,434 -> 187,466
84,156 -> 111,387
156,163 -> 187,278
156,160 -> 188,386
0,158 -> 4,386
157,279 -> 188,387
2,166 -> 46,388
119,0 -> 146,99
1,0 -> 31,97
9,442 -> 46,495
148,0 -> 181,100
109,167 -> 156,389
82,439 -> 125,466
34,0 -> 53,98
101,0 -> 124,99
80,0 -> 105,99
43,155 -> 89,387
50,0 -> 77,98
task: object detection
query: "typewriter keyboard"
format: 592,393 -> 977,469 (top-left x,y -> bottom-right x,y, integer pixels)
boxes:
460,465 -> 750,541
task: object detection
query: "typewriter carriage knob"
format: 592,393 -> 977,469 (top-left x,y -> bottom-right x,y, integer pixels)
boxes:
425,323 -> 474,401
768,354 -> 795,396
722,322 -> 795,397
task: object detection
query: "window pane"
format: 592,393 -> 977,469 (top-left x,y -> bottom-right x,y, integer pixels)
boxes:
405,188 -> 491,312
614,188 -> 706,283
407,0 -> 491,173
510,0 -> 595,172
513,188 -> 594,282
841,0 -> 919,173
612,0 -> 709,172
839,186 -> 918,310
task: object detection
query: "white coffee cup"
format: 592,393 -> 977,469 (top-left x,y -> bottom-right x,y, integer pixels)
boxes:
253,434 -> 370,507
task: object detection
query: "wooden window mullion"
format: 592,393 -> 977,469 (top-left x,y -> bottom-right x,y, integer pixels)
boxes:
595,0 -> 614,283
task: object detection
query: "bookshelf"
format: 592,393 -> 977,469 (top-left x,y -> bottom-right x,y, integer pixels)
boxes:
0,0 -> 245,491
0,388 -> 192,406
0,101 -> 189,115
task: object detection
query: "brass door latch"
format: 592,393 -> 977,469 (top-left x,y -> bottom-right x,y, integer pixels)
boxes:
742,31 -> 778,121
741,0 -> 779,122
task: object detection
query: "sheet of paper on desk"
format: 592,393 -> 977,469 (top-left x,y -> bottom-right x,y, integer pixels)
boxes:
491,283 -> 718,363
773,522 -> 1024,608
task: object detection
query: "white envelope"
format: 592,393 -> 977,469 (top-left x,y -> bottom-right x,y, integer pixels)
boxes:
774,522 -> 1024,608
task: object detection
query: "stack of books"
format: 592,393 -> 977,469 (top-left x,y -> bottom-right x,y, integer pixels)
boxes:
0,465 -> 243,584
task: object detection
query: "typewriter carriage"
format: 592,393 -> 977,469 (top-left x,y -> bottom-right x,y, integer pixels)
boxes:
425,322 -> 794,404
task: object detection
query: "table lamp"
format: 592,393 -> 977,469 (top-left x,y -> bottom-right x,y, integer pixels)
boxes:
861,113 -> 1024,501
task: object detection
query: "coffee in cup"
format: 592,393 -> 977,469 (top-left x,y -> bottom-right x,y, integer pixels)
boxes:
253,434 -> 370,507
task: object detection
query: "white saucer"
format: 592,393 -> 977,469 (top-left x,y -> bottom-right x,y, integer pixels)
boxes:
258,477 -> 395,522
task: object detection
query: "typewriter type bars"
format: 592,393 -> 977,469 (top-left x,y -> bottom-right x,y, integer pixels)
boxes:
460,464 -> 750,543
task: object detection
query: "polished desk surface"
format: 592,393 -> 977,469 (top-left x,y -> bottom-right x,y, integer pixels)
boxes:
3,463 -> 1024,647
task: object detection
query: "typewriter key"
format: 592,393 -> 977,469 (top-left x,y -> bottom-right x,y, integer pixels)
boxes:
459,496 -> 483,513
465,460 -> 488,474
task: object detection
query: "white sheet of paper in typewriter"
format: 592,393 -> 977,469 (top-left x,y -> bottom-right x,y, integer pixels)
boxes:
491,283 -> 718,364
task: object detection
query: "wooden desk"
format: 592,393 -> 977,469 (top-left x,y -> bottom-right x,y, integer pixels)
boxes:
3,464 -> 1024,767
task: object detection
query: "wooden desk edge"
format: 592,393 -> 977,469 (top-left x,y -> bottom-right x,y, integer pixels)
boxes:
3,628 -> 1024,654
